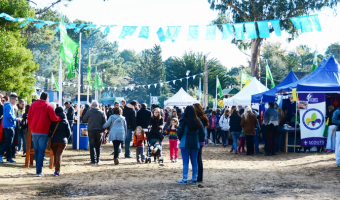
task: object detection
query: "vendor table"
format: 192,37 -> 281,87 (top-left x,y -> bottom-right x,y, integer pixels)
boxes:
284,128 -> 304,153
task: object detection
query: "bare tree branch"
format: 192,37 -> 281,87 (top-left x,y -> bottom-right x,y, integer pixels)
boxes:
33,0 -> 62,15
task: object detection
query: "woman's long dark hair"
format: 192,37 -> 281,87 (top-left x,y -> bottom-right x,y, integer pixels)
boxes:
183,105 -> 202,130
193,103 -> 209,127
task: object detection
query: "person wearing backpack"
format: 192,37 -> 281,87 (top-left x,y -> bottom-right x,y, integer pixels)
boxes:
177,106 -> 205,185
219,109 -> 230,147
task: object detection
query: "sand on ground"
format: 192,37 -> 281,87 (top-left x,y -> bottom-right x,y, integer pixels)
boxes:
0,138 -> 339,200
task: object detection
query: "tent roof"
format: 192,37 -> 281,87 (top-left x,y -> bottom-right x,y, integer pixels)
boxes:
225,78 -> 268,106
277,59 -> 328,93
164,87 -> 200,106
251,70 -> 299,103
296,57 -> 340,92
222,88 -> 239,95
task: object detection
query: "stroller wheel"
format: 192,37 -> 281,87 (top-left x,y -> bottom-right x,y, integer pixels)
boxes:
159,158 -> 164,163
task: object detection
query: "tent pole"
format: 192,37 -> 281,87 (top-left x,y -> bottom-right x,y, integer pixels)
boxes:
294,92 -> 298,153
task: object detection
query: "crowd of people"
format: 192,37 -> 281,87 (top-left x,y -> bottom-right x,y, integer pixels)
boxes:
0,92 -> 339,181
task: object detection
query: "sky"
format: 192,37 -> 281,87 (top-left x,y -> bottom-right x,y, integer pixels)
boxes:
30,0 -> 340,69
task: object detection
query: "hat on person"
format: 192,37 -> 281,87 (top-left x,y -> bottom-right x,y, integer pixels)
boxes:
10,93 -> 18,98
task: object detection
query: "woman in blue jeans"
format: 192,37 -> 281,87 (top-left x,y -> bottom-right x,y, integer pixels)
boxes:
229,109 -> 242,154
177,106 -> 205,185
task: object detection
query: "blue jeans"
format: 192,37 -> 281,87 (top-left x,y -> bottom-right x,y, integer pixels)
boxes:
254,128 -> 260,152
32,135 -> 48,174
231,132 -> 240,151
125,129 -> 133,157
18,129 -> 26,153
0,128 -> 15,160
180,147 -> 199,181
221,130 -> 229,146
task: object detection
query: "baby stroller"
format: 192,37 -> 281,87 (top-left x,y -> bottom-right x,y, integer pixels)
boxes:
146,129 -> 164,164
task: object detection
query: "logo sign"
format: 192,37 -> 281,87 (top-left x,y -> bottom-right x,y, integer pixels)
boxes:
302,108 -> 324,130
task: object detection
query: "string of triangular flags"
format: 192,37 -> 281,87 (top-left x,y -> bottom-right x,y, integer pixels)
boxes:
34,73 -> 204,91
0,12 -> 321,41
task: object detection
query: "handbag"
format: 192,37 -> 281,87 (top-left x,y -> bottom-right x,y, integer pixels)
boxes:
47,122 -> 60,151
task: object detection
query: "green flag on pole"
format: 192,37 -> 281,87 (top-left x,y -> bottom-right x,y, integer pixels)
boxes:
51,73 -> 59,91
266,62 -> 275,89
59,16 -> 79,79
312,49 -> 318,72
216,76 -> 223,98
93,70 -> 105,89
87,55 -> 92,85
240,71 -> 253,84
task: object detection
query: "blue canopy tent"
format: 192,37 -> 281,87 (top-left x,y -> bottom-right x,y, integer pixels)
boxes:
251,70 -> 299,103
296,57 -> 340,93
277,59 -> 328,93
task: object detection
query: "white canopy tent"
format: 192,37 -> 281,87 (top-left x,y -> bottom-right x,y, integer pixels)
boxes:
224,78 -> 268,106
164,87 -> 200,107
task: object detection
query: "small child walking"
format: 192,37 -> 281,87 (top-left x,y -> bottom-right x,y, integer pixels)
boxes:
165,118 -> 179,162
238,132 -> 246,153
133,126 -> 147,163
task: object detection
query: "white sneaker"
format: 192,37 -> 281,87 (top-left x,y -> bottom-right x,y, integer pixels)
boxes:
36,173 -> 45,177
208,140 -> 213,144
171,159 -> 175,163
175,158 -> 178,162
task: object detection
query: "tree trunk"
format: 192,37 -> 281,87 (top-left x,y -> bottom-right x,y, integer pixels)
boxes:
250,38 -> 263,80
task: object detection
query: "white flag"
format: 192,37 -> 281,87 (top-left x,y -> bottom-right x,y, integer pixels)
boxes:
108,87 -> 110,90
193,75 -> 196,79
125,87 -> 127,91
173,80 -> 176,84
114,87 -> 117,91
160,83 -> 164,87
73,84 -> 76,87
130,86 -> 133,91
85,85 -> 87,89
180,79 -> 183,82
154,83 -> 157,88
148,85 -> 150,89
68,83 -> 71,87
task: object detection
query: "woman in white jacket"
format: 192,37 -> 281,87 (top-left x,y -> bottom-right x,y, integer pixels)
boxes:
219,109 -> 230,147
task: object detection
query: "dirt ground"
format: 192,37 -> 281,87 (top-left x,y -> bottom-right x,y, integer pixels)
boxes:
0,138 -> 340,200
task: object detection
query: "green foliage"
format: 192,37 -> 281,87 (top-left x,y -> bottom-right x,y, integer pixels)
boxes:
0,0 -> 38,100
325,42 -> 340,61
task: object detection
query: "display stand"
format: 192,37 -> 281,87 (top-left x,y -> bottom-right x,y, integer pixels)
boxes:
24,128 -> 54,169
285,129 -> 304,153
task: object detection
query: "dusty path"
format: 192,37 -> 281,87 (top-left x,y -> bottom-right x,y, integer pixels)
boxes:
0,138 -> 339,199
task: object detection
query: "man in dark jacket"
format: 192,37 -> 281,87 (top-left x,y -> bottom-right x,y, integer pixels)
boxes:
64,102 -> 74,143
123,100 -> 137,158
82,100 -> 107,165
137,103 -> 151,129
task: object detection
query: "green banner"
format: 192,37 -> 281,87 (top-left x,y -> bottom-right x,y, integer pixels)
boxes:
93,70 -> 105,89
51,73 -> 59,91
240,71 -> 253,84
216,76 -> 223,98
59,16 -> 79,79
266,62 -> 275,89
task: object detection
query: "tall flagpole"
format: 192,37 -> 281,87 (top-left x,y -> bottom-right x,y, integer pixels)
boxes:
77,32 -> 82,150
87,49 -> 90,104
59,43 -> 63,105
51,73 -> 53,90
265,60 -> 268,88
215,75 -> 218,109
95,66 -> 98,101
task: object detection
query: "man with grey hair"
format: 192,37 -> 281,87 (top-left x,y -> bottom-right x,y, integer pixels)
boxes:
83,100 -> 107,165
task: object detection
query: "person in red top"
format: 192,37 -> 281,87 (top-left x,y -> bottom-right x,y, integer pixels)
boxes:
27,92 -> 61,177
207,111 -> 218,146
133,126 -> 146,163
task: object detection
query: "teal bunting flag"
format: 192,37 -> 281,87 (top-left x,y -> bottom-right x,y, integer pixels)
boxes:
205,25 -> 216,40
119,26 -> 138,39
138,26 -> 149,39
103,25 -> 115,34
222,24 -> 234,40
310,14 -> 321,31
233,23 -> 244,40
257,21 -> 270,38
157,27 -> 166,42
244,22 -> 257,39
269,20 -> 281,36
187,25 -> 199,41
165,26 -> 181,42
298,17 -> 313,33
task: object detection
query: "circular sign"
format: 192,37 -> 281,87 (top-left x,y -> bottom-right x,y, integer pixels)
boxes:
302,108 -> 324,131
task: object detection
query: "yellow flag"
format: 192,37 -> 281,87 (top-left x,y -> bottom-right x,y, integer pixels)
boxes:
218,100 -> 224,108
292,88 -> 297,101
243,80 -> 250,89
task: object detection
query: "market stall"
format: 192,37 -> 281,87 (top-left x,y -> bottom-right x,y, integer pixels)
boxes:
164,87 -> 200,107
